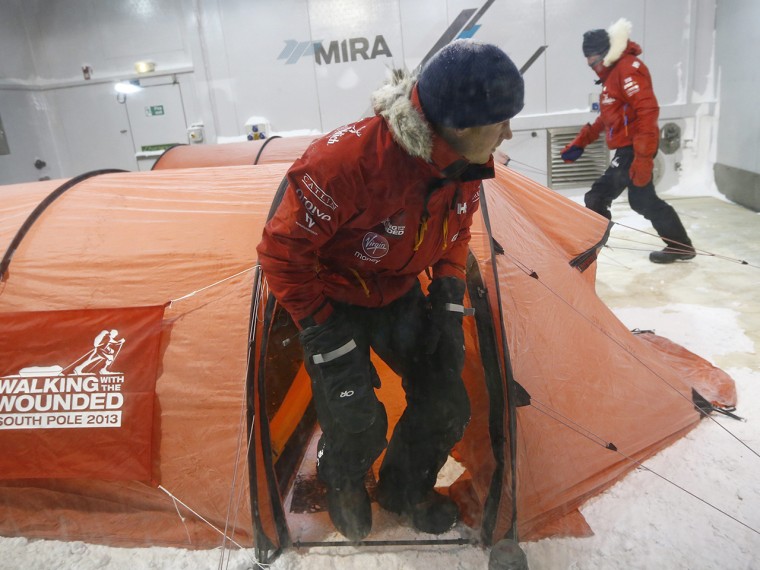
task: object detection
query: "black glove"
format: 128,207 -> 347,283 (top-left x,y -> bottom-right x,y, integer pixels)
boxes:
560,144 -> 584,163
423,277 -> 468,361
299,310 -> 381,433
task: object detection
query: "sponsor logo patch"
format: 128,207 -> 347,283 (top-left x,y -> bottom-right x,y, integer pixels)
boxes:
327,124 -> 366,145
355,232 -> 389,263
361,232 -> 390,259
295,187 -> 331,222
624,77 -> 640,96
382,216 -> 405,237
302,173 -> 338,210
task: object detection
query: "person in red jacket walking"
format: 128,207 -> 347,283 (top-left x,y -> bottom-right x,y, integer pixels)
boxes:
561,18 -> 696,263
257,40 -> 524,541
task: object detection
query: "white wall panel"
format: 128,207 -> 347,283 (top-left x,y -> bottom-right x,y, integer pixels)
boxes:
501,129 -> 549,187
308,0 -> 403,131
187,0 -> 235,140
642,0 -> 691,106
18,0 -> 98,81
545,0 -> 646,116
715,0 -> 760,172
0,0 -> 722,186
46,84 -> 138,174
690,0 -> 717,103
19,0 -> 190,82
0,90 -> 61,184
398,0 -> 449,72
0,0 -> 36,82
214,0 -> 321,134
464,0 -> 546,116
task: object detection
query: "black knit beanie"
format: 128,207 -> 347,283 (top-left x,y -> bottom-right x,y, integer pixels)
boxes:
582,29 -> 610,57
417,40 -> 524,129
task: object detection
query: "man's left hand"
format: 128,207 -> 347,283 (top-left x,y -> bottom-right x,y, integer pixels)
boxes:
424,277 -> 468,375
629,155 -> 653,186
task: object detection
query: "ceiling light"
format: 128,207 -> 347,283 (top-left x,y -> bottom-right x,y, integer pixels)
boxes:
134,61 -> 156,74
114,80 -> 143,94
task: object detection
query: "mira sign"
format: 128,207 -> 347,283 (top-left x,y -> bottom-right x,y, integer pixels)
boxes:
279,35 -> 392,65
277,1 -> 495,66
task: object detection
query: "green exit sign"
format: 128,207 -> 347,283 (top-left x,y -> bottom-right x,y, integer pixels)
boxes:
145,105 -> 165,116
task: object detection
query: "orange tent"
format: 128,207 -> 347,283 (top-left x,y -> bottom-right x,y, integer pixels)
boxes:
151,135 -> 318,170
0,158 -> 736,563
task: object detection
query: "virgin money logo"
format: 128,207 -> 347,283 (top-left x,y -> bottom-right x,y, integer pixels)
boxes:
362,232 -> 389,259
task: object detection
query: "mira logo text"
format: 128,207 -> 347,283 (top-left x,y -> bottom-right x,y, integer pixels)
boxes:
279,36 -> 392,65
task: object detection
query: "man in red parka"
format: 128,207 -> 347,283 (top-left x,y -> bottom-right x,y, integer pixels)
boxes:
257,40 -> 524,540
561,18 -> 696,263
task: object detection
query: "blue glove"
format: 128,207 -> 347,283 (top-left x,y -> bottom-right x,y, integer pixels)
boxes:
561,144 -> 584,163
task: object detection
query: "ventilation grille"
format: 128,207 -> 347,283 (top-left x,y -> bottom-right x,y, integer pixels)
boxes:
548,126 -> 609,190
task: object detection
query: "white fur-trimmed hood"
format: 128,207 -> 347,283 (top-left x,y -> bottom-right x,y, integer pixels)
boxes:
603,18 -> 633,67
371,73 -> 433,161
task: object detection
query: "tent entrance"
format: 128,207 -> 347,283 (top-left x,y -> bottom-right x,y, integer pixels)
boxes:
248,256 -> 508,555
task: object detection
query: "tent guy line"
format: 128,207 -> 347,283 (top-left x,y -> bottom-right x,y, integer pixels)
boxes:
604,242 -> 755,266
493,231 -> 760,536
497,244 -> 760,455
609,223 -> 755,267
169,265 -> 259,306
529,399 -> 760,536
502,158 -> 546,177
158,485 -> 247,549
159,347 -> 259,568
223,389 -> 254,560
530,397 -> 617,450
612,444 -> 760,537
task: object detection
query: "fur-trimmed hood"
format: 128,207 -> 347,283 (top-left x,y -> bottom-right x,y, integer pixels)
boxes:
370,72 -> 434,161
603,18 -> 642,67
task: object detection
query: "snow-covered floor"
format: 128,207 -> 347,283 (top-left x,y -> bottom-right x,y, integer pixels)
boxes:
2,161 -> 759,569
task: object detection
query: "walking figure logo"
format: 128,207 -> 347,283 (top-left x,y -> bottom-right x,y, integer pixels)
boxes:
71,329 -> 125,375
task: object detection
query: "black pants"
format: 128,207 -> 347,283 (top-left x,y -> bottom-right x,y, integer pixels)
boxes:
584,146 -> 691,247
303,281 -> 471,504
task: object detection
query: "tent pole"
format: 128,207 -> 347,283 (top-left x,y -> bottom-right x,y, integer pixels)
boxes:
477,181 -> 521,543
0,169 -> 126,283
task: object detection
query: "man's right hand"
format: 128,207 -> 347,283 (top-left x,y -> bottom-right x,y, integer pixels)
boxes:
561,144 -> 584,163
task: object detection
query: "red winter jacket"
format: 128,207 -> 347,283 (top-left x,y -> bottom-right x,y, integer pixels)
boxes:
257,79 -> 491,327
572,40 -> 660,158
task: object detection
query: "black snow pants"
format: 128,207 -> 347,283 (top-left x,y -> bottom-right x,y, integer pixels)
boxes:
301,280 -> 471,504
584,146 -> 692,248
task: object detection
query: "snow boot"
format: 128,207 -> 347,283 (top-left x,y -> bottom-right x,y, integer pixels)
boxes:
377,485 -> 459,534
326,480 -> 372,541
649,244 -> 696,263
